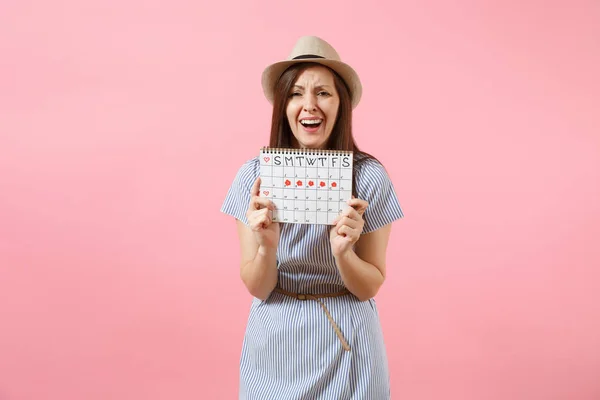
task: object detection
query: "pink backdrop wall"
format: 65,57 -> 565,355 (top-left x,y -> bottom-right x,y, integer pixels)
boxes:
1,1 -> 599,399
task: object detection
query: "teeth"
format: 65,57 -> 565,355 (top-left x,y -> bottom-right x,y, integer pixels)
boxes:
301,120 -> 322,125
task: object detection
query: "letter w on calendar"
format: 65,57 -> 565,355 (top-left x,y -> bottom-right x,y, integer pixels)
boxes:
259,148 -> 353,225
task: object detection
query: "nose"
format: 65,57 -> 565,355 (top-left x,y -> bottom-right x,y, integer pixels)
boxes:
303,93 -> 317,112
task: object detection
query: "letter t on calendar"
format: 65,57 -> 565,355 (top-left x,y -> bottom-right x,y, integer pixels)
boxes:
259,148 -> 353,225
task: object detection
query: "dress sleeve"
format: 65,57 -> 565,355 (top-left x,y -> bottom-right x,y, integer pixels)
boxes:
354,158 -> 404,234
220,158 -> 260,225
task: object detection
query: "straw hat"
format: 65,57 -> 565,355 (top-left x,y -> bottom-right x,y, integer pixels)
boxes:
261,36 -> 363,109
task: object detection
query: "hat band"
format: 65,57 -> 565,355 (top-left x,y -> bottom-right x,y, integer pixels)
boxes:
292,54 -> 325,60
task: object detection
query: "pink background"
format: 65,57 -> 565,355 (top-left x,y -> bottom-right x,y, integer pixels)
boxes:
1,1 -> 599,399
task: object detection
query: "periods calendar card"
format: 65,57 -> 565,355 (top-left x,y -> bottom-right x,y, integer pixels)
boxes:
259,147 -> 353,225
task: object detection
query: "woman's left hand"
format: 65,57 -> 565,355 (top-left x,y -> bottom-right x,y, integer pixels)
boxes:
329,198 -> 368,257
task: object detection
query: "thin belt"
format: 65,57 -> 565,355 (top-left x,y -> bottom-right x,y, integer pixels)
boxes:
273,287 -> 352,352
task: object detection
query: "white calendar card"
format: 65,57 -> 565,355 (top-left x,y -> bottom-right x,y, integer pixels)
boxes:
259,147 -> 354,225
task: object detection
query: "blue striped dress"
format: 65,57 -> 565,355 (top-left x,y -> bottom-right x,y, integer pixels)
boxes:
221,154 -> 404,399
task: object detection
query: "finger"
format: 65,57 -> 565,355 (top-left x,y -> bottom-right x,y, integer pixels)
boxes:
250,177 -> 262,197
339,205 -> 361,221
249,195 -> 274,211
340,225 -> 362,242
259,210 -> 272,229
254,207 -> 273,220
337,213 -> 364,238
331,211 -> 346,225
247,204 -> 271,223
250,209 -> 272,231
337,225 -> 356,239
347,198 -> 368,211
257,196 -> 275,210
347,198 -> 368,215
348,230 -> 360,242
339,216 -> 359,230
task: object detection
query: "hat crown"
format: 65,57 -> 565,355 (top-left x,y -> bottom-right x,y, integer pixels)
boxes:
287,36 -> 341,62
261,35 -> 362,108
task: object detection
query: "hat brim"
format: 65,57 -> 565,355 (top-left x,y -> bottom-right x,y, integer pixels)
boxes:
261,58 -> 362,109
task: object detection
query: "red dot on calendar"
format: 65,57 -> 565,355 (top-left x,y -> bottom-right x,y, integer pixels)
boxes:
285,179 -> 291,186
308,181 -> 314,186
320,181 -> 326,187
331,182 -> 337,187
296,180 -> 302,186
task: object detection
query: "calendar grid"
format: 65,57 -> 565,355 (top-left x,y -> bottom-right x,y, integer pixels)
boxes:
259,147 -> 353,225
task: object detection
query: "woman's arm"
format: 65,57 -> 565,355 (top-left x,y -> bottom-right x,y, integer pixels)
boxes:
235,177 -> 280,300
236,220 -> 278,300
330,198 -> 393,301
334,224 -> 392,301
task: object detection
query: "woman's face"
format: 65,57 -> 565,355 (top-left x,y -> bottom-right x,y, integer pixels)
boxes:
286,66 -> 340,149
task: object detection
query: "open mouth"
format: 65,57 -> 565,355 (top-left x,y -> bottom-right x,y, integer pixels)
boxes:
300,119 -> 323,129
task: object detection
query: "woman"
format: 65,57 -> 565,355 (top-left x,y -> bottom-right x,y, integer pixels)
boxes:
221,36 -> 404,399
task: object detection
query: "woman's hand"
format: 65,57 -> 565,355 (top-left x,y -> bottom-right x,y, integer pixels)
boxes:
329,198 -> 368,257
246,177 -> 280,250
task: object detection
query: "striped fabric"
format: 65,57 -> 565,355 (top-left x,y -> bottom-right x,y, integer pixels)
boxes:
221,155 -> 404,399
